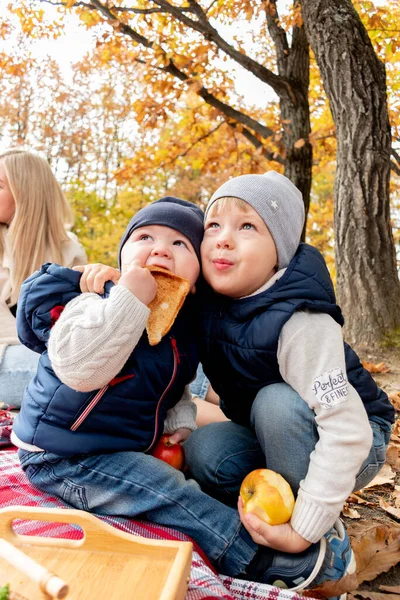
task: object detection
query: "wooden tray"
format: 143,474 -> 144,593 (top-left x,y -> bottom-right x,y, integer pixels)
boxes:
0,506 -> 192,600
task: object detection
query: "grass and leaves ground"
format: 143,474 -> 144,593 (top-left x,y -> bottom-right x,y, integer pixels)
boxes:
344,346 -> 400,600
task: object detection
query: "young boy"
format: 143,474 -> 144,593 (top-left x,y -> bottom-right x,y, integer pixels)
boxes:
184,171 -> 394,590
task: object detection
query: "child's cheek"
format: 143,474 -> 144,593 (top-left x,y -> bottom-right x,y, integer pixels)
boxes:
120,243 -> 139,274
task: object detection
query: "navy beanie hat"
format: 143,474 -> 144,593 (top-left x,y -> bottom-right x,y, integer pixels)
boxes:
118,196 -> 204,267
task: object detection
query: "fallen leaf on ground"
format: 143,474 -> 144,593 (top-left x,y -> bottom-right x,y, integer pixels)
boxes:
350,592 -> 400,600
362,464 -> 395,489
393,420 -> 400,437
348,521 -> 400,583
347,493 -> 375,506
343,504 -> 361,519
379,586 -> 400,594
386,445 -> 400,473
361,362 -> 391,373
378,498 -> 400,520
393,487 -> 400,509
388,391 -> 400,411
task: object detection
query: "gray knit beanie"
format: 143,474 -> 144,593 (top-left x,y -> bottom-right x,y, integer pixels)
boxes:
206,171 -> 305,269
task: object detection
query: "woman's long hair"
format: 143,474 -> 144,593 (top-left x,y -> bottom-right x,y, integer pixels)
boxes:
0,149 -> 74,304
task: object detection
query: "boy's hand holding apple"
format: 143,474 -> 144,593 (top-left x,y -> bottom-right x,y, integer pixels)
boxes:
239,469 -> 311,553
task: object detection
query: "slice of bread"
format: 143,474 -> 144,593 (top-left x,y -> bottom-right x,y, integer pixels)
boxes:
145,266 -> 191,346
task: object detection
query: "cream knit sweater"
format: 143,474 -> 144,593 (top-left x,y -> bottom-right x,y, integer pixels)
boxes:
48,285 -> 197,435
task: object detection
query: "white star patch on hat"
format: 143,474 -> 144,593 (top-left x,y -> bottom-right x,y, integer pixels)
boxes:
271,200 -> 279,210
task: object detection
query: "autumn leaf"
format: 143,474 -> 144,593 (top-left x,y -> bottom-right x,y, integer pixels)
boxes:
393,486 -> 400,509
378,497 -> 400,520
386,443 -> 400,472
347,521 -> 400,583
342,503 -> 361,519
347,493 -> 375,506
350,593 -> 400,600
294,137 -> 306,148
389,391 -> 400,411
362,463 -> 395,489
361,362 -> 391,373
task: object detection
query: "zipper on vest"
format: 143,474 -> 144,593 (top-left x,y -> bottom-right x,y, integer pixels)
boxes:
145,338 -> 179,453
70,374 -> 134,432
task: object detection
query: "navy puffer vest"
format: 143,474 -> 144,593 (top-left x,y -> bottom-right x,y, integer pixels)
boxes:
13,264 -> 198,457
198,244 -> 394,426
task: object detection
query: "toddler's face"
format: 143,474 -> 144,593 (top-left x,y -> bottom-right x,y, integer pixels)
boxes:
201,202 -> 277,298
121,224 -> 200,289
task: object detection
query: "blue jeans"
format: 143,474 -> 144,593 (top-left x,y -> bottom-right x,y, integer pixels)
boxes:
18,448 -> 257,577
190,364 -> 210,400
184,383 -> 392,506
0,344 -> 39,408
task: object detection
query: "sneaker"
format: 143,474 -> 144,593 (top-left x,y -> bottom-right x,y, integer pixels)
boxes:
310,519 -> 357,600
243,519 -> 356,599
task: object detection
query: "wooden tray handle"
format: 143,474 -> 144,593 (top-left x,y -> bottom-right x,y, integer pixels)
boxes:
0,506 -> 190,557
0,506 -> 129,550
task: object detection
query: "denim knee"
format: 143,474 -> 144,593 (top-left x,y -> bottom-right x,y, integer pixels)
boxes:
249,383 -> 318,493
354,420 -> 392,491
184,421 -> 264,495
184,425 -> 218,485
0,345 -> 39,408
250,383 -> 315,433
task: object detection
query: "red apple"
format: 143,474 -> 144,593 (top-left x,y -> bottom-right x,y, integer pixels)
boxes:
151,435 -> 185,470
240,469 -> 295,526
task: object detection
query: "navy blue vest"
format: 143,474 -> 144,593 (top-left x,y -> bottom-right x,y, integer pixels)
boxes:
14,263 -> 198,457
198,244 -> 394,426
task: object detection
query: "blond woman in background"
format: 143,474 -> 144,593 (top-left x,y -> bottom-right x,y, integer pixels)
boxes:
0,149 -> 87,407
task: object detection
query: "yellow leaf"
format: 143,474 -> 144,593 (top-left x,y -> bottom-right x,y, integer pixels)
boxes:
294,138 -> 306,148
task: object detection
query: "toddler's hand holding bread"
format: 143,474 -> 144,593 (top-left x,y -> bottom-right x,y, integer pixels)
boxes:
119,260 -> 158,306
144,266 -> 191,345
74,261 -> 190,346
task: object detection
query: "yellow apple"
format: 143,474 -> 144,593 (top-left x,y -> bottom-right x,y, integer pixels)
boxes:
240,469 -> 295,526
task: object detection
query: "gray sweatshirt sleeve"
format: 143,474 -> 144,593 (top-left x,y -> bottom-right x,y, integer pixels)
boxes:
277,310 -> 373,543
48,285 -> 150,392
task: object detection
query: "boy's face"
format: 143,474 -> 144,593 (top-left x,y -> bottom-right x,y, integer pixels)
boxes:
121,224 -> 200,290
201,202 -> 277,298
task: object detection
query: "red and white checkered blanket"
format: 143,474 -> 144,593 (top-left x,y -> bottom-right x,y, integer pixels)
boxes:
0,446 -> 304,600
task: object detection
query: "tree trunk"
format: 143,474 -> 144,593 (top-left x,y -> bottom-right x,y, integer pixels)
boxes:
280,34 -> 312,238
301,0 -> 400,346
265,1 -> 312,236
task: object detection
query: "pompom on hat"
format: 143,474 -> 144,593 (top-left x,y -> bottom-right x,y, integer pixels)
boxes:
206,171 -> 305,270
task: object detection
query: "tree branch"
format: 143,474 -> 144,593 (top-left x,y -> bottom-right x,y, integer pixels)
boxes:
166,121 -> 224,161
391,148 -> 400,176
263,0 -> 289,75
38,0 -> 284,163
72,0 -> 276,141
110,5 -> 195,15
149,0 -> 293,100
